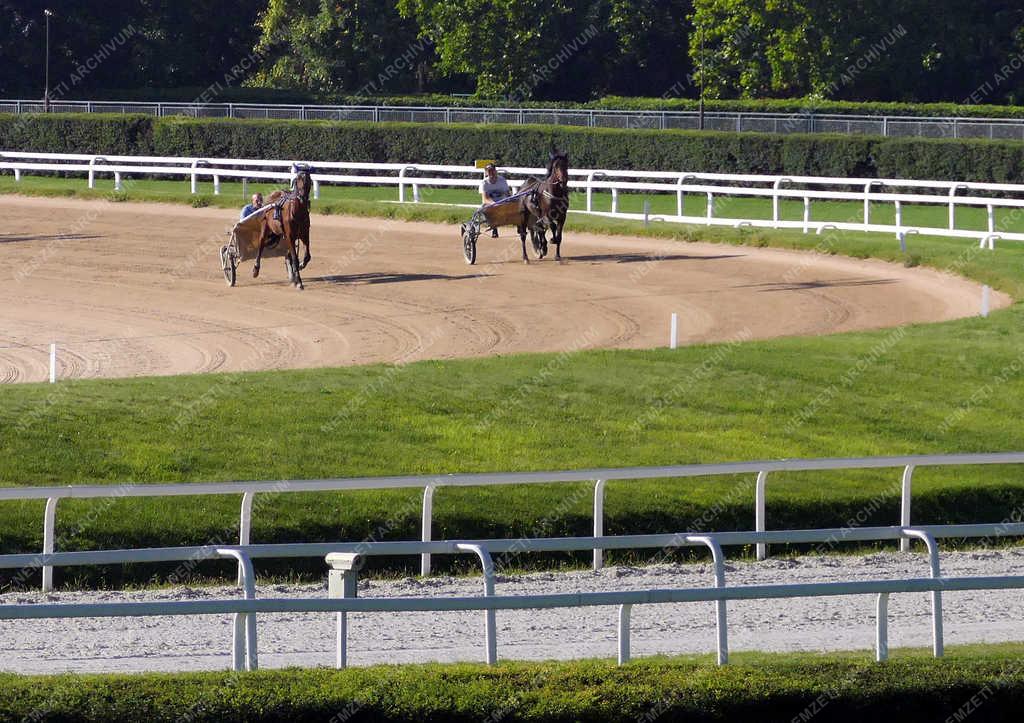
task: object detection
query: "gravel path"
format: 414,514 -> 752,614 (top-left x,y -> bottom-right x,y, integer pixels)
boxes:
2,549 -> 1022,674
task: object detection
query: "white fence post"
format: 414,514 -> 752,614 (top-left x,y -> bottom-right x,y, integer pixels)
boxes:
948,185 -> 966,230
421,485 -> 434,576
617,604 -> 632,664
899,465 -> 914,552
772,178 -> 791,226
219,549 -> 258,671
690,535 -> 729,665
455,544 -> 497,665
592,480 -> 606,570
237,492 -> 254,584
327,552 -> 364,669
41,497 -> 58,592
802,196 -> 811,234
755,471 -> 769,561
49,343 -> 56,384
875,593 -> 889,662
706,192 -> 714,224
903,529 -> 944,657
88,157 -> 101,189
669,313 -> 678,350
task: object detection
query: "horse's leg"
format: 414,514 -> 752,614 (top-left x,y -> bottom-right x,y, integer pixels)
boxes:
553,220 -> 563,262
292,240 -> 304,290
518,223 -> 530,264
253,223 -> 268,278
299,224 -> 311,270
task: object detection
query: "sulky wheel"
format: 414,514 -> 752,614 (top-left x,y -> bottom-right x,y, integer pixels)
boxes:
221,245 -> 237,287
462,225 -> 478,265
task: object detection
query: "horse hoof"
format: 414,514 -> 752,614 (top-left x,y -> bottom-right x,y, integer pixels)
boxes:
252,267 -> 260,278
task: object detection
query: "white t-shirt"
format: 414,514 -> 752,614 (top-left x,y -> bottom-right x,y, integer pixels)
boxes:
482,175 -> 511,202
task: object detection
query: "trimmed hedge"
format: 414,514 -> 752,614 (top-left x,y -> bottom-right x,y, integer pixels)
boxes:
5,113 -> 1024,182
68,87 -> 1024,118
0,113 -> 153,155
2,656 -> 1024,722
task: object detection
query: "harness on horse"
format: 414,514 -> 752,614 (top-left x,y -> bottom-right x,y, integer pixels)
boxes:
271,191 -> 304,221
264,190 -> 309,247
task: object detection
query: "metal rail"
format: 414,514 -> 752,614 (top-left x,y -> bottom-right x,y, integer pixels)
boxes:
3,99 -> 1024,138
4,523 -> 1024,670
3,453 -> 1023,592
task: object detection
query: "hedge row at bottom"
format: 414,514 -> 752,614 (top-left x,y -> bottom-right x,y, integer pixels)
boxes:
2,654 -> 1023,722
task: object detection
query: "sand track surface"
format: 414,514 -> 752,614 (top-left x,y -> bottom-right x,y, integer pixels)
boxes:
0,196 -> 1007,383
2,550 -> 1023,673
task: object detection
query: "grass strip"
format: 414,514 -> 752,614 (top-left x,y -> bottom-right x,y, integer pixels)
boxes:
2,647 -> 1024,722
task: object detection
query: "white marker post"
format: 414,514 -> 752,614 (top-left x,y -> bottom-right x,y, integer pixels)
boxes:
49,343 -> 56,383
670,313 -> 678,350
981,285 -> 991,318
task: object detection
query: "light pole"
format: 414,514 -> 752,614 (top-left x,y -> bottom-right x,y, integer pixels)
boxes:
44,9 -> 53,112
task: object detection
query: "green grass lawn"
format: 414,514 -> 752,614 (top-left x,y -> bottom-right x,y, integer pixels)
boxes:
3,646 -> 1024,722
2,175 -> 1024,585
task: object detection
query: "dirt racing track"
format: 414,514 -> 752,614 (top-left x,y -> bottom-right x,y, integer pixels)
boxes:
0,196 -> 1008,383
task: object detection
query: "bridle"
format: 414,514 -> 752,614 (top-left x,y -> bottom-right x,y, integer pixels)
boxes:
542,157 -> 569,201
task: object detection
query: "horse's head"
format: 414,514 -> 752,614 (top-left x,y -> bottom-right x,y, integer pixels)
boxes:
294,169 -> 313,201
547,148 -> 569,185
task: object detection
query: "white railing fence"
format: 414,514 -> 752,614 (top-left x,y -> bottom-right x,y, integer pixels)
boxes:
3,522 -> 1024,671
2,99 -> 1024,139
3,151 -> 1023,249
3,453 -> 1023,593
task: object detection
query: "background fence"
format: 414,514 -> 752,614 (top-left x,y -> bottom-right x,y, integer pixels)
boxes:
4,151 -> 1024,248
4,99 -> 1024,139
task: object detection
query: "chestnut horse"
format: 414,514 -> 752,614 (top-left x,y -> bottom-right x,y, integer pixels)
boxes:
253,170 -> 312,290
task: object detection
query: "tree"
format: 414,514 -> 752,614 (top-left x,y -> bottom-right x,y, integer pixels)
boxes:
397,0 -> 606,99
0,0 -> 264,97
690,0 -> 1024,103
605,0 -> 693,97
249,0 -> 430,95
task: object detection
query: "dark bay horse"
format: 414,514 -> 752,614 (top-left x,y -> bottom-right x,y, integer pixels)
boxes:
253,170 -> 312,290
519,149 -> 570,261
